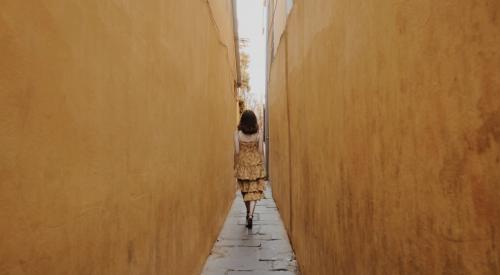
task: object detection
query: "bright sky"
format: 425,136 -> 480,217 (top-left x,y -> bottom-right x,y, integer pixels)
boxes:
237,0 -> 267,105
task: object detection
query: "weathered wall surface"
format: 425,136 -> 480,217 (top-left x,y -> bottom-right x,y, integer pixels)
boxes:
267,0 -> 288,58
208,0 -> 238,83
268,0 -> 500,274
272,0 -> 288,55
269,43 -> 291,231
0,1 -> 237,274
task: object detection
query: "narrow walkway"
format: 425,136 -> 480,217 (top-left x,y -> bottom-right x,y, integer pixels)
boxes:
202,188 -> 299,275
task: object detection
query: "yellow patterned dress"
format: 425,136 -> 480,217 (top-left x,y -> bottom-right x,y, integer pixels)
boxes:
235,137 -> 266,202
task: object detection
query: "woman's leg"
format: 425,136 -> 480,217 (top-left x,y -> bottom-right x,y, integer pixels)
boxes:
242,192 -> 250,217
249,200 -> 256,217
247,200 -> 257,229
244,201 -> 250,216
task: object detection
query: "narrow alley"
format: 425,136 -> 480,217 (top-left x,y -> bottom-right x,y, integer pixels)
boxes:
1,0 -> 499,274
202,188 -> 299,274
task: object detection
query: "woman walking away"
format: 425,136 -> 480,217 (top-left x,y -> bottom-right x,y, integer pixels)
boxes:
234,110 -> 266,229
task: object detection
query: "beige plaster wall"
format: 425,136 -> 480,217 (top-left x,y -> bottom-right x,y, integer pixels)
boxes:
0,1 -> 237,274
268,0 -> 500,274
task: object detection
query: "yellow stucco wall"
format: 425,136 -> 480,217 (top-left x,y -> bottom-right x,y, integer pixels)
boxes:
272,0 -> 288,56
269,0 -> 500,274
268,43 -> 291,232
208,0 -> 238,84
0,1 -> 237,274
267,0 -> 289,58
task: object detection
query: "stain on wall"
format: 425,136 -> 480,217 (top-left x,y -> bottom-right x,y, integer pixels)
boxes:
0,1 -> 238,274
268,0 -> 500,274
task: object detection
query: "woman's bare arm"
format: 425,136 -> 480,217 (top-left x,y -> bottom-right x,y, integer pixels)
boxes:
234,131 -> 239,169
258,131 -> 264,156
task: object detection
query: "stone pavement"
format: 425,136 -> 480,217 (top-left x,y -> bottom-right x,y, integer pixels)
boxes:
202,188 -> 299,275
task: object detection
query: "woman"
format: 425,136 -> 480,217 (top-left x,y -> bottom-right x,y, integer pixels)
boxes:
234,110 -> 266,229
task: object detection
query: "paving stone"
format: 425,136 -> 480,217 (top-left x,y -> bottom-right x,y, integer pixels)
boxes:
202,188 -> 299,274
216,239 -> 262,248
228,271 -> 296,275
204,257 -> 272,271
260,239 -> 293,253
272,259 -> 298,271
237,219 -> 282,226
259,213 -> 282,221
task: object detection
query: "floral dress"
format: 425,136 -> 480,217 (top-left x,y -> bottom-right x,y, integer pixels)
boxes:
235,132 -> 266,202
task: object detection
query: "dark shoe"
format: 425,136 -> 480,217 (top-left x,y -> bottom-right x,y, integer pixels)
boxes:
247,216 -> 253,229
